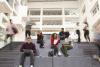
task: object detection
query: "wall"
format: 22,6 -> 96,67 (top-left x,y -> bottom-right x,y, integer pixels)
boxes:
79,0 -> 100,41
28,1 -> 79,8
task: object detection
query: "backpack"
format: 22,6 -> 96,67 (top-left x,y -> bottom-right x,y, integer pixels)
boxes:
48,51 -> 54,57
12,27 -> 18,34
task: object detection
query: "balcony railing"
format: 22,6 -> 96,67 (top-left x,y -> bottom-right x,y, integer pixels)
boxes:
65,8 -> 79,16
28,8 -> 79,16
91,2 -> 99,16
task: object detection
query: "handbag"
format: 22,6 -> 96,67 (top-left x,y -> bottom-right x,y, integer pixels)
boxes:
12,27 -> 18,34
48,51 -> 54,57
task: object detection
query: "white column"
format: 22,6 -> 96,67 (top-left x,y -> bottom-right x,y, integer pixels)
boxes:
98,0 -> 100,9
0,13 -> 3,24
62,8 -> 65,29
40,8 -> 43,30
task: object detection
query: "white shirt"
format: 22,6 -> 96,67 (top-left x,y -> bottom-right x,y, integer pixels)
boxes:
65,36 -> 71,44
54,39 -> 59,45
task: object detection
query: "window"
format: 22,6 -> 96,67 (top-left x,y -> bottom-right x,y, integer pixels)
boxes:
65,8 -> 78,15
43,20 -> 62,25
43,17 -> 62,25
43,8 -> 62,15
42,28 -> 61,32
82,6 -> 86,14
28,8 -> 41,15
91,2 -> 99,16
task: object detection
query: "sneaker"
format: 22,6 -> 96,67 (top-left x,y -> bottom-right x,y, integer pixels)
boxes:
93,55 -> 99,59
93,55 -> 97,59
98,58 -> 100,62
53,55 -> 56,57
40,46 -> 44,48
30,65 -> 33,67
19,65 -> 22,67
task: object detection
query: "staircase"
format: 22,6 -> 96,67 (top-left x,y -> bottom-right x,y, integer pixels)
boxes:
0,40 -> 100,67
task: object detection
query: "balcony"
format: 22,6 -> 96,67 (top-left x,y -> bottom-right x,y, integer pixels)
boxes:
42,25 -> 62,28
0,13 -> 9,23
0,0 -> 12,13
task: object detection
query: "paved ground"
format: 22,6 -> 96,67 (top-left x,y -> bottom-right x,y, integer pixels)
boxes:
0,35 -> 100,67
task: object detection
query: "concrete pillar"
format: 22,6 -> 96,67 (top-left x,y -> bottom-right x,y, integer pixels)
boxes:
40,8 -> 43,30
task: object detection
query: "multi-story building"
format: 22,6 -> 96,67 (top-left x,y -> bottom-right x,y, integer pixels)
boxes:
0,0 -> 100,45
79,0 -> 100,41
26,0 -> 100,41
0,0 -> 27,48
27,0 -> 79,36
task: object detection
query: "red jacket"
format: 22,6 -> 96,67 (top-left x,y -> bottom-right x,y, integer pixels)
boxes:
50,36 -> 60,46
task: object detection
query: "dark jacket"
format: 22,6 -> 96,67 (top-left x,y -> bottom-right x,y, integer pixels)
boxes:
26,25 -> 31,31
37,33 -> 44,43
20,42 -> 36,53
65,31 -> 70,38
37,34 -> 43,40
59,31 -> 65,40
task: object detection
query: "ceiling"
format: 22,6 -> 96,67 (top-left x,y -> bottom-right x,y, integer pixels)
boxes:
28,0 -> 78,2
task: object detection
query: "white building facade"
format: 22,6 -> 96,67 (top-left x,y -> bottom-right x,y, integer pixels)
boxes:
0,0 -> 27,48
27,0 -> 79,38
0,0 -> 100,45
79,0 -> 100,41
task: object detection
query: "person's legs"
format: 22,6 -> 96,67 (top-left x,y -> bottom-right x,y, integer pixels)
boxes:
21,53 -> 26,67
30,52 -> 35,66
87,35 -> 90,42
40,40 -> 44,48
10,35 -> 13,42
79,36 -> 81,42
76,30 -> 80,43
25,30 -> 28,38
59,40 -> 64,49
87,31 -> 90,42
93,44 -> 100,61
84,32 -> 87,41
28,30 -> 31,37
63,46 -> 68,57
54,46 -> 58,55
25,30 -> 31,38
97,45 -> 100,57
9,35 -> 13,50
78,34 -> 80,43
53,46 -> 56,55
4,34 -> 10,43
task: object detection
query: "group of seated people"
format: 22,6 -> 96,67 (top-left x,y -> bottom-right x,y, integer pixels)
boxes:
50,31 -> 72,57
19,29 -> 73,67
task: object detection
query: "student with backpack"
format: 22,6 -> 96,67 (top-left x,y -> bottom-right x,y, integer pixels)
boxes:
4,19 -> 18,49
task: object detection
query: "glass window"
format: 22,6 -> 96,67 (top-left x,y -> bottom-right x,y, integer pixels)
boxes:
43,20 -> 62,25
65,8 -> 78,15
82,6 -> 85,14
43,8 -> 62,15
91,2 -> 99,16
28,8 -> 41,15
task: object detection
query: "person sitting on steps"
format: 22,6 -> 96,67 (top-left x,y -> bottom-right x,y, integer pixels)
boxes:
50,33 -> 60,56
20,37 -> 36,67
